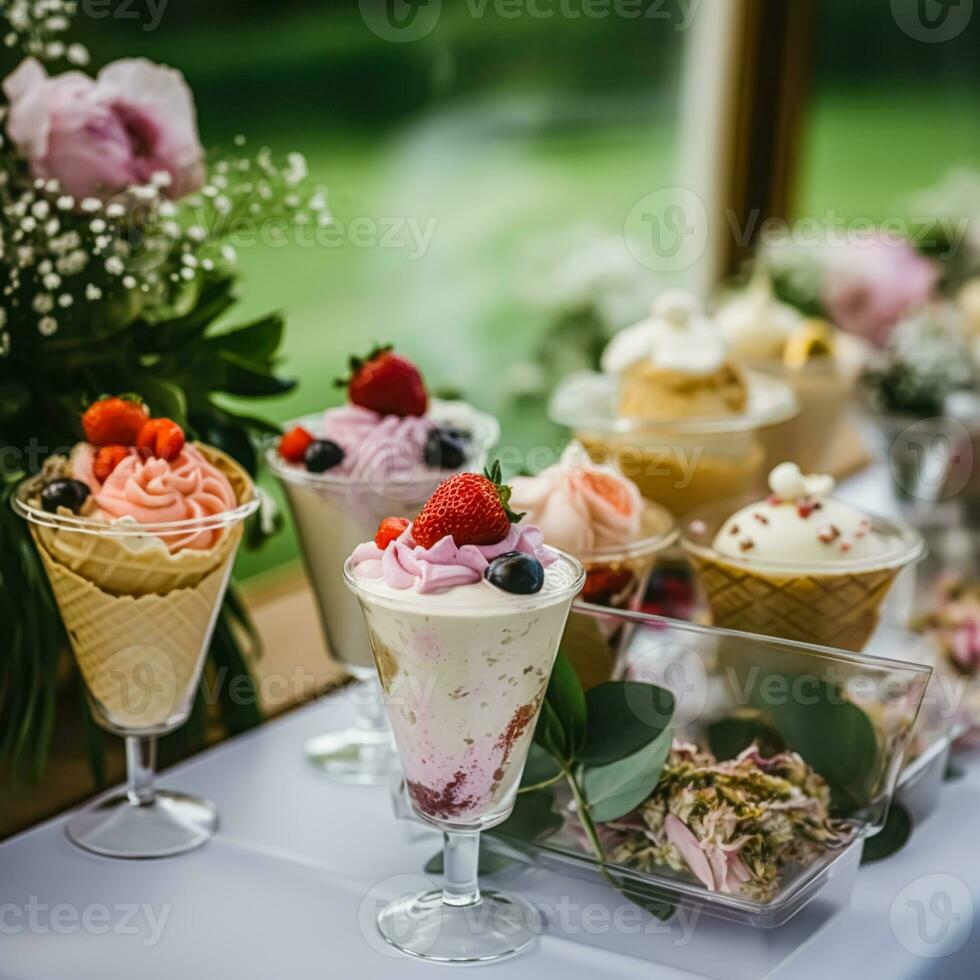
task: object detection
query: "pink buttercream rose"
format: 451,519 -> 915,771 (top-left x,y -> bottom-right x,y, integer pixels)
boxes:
74,443 -> 237,552
3,57 -> 204,202
821,235 -> 939,348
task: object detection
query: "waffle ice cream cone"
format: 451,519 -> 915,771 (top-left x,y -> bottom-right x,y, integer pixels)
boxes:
686,551 -> 899,652
31,445 -> 253,731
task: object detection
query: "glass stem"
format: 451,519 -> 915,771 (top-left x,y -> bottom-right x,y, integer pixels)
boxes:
125,736 -> 157,807
441,830 -> 481,907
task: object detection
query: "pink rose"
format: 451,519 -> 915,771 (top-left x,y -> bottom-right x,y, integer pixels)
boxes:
3,56 -> 204,202
821,234 -> 939,347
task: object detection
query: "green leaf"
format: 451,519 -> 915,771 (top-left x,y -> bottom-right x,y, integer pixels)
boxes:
201,315 -> 285,364
0,382 -> 30,420
707,715 -> 786,761
493,786 -> 564,842
541,653 -> 587,761
583,727 -> 672,823
520,743 -> 562,788
861,803 -> 913,864
580,682 -> 675,766
211,351 -> 297,397
133,378 -> 189,426
749,673 -> 879,811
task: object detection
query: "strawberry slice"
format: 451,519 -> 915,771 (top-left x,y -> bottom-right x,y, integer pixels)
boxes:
375,516 -> 410,550
337,345 -> 427,418
413,462 -> 524,550
279,425 -> 315,463
93,445 -> 131,483
82,396 -> 149,447
136,418 -> 185,461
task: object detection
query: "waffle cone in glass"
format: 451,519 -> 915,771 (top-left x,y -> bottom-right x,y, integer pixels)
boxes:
25,445 -> 253,732
682,500 -> 924,653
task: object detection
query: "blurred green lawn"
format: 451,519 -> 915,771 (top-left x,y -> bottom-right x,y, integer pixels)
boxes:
225,87 -> 978,580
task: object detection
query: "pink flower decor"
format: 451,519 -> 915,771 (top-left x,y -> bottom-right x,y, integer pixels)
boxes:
3,57 -> 204,203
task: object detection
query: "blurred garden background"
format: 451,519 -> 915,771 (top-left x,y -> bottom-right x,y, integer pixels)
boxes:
61,0 -> 980,578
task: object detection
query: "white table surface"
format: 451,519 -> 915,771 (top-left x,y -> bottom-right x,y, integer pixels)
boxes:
1,688 -> 978,980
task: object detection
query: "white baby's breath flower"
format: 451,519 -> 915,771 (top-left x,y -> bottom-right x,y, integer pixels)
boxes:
81,198 -> 102,213
89,219 -> 106,234
32,294 -> 54,314
105,203 -> 126,219
56,195 -> 74,211
42,273 -> 60,290
105,256 -> 124,275
67,44 -> 89,66
38,316 -> 58,337
85,284 -> 102,301
122,275 -> 137,289
31,200 -> 50,220
57,293 -> 72,308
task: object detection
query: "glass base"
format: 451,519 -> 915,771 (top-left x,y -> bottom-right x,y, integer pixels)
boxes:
305,726 -> 399,785
377,889 -> 542,964
66,790 -> 217,859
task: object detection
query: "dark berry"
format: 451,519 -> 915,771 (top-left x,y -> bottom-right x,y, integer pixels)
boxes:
40,478 -> 90,514
485,551 -> 545,595
304,439 -> 345,473
424,426 -> 467,470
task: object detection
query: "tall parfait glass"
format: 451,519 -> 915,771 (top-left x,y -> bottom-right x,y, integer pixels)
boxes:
344,550 -> 585,964
269,401 -> 499,784
13,446 -> 258,859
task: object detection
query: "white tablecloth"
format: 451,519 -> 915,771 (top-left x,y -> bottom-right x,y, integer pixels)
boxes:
1,690 -> 978,980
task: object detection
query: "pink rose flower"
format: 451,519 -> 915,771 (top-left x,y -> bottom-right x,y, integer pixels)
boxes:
821,234 -> 939,347
3,56 -> 204,203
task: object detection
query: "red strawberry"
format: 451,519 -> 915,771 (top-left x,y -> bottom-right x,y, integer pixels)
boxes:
82,396 -> 149,447
581,567 -> 635,605
279,425 -> 314,463
338,345 -> 427,418
412,462 -> 524,550
136,418 -> 185,461
375,516 -> 410,550
93,445 -> 131,483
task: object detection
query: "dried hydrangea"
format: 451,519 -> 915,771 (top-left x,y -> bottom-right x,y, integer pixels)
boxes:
601,742 -> 847,902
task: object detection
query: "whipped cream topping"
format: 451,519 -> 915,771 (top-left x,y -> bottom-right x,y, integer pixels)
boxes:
351,523 -> 557,595
712,463 -> 882,564
72,442 -> 238,551
601,289 -> 729,377
715,276 -> 803,362
509,442 -> 642,555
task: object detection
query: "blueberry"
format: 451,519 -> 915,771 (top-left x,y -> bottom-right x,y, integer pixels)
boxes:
424,426 -> 467,470
40,478 -> 90,515
304,439 -> 345,473
485,551 -> 545,595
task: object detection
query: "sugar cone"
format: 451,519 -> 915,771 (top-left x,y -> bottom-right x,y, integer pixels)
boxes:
30,445 -> 253,730
687,551 -> 899,652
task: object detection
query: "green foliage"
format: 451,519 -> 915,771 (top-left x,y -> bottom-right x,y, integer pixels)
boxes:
0,272 -> 293,778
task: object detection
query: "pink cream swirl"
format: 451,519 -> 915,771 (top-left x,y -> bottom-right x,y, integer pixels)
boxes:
73,443 -> 238,552
351,523 -> 556,594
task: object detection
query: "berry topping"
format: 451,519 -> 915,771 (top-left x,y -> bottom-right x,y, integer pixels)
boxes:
304,439 -> 345,473
375,516 -> 410,549
485,551 -> 545,595
413,462 -> 524,550
278,425 -> 314,463
338,345 -> 428,418
93,445 -> 131,482
796,497 -> 817,519
40,478 -> 90,514
424,426 -> 467,470
136,418 -> 185,461
817,524 -> 841,544
82,396 -> 149,447
581,566 -> 635,605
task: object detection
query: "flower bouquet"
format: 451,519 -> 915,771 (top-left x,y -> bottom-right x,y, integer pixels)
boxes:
0,5 -> 327,776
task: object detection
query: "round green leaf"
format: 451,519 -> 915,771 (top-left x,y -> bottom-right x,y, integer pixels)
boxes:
583,727 -> 672,823
580,681 -> 675,766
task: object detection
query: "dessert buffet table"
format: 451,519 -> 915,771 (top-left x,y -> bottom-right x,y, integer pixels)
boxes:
1,692 -> 978,980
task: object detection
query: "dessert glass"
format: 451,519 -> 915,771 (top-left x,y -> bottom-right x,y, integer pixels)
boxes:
681,499 -> 925,651
344,551 -> 585,964
13,452 -> 258,858
269,401 -> 499,784
550,370 -> 797,517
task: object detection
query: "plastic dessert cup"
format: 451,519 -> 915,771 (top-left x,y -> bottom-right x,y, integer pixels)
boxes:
13,447 -> 258,858
550,370 -> 797,517
344,551 -> 585,964
681,499 -> 925,652
562,500 -> 677,688
269,401 -> 499,784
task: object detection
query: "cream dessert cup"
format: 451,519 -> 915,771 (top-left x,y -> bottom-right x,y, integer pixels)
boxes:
269,400 -> 499,784
14,444 -> 258,858
345,549 -> 584,964
682,464 -> 925,651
